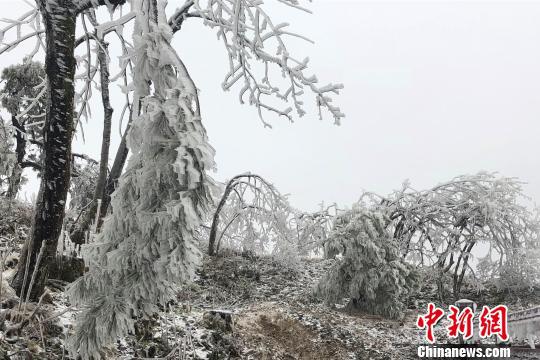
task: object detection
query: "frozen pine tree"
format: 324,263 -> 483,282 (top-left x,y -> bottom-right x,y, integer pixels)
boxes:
66,1 -> 216,358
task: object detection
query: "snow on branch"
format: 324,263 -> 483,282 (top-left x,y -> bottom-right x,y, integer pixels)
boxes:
187,0 -> 344,126
0,6 -> 45,59
73,0 -> 127,14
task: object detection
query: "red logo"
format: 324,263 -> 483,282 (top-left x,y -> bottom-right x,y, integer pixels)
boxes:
479,305 -> 509,342
417,303 -> 445,343
447,305 -> 474,340
417,303 -> 509,343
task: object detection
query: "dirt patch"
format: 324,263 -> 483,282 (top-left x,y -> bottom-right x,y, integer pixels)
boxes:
235,304 -> 350,360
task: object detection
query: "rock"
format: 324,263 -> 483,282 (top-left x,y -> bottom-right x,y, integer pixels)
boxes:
202,310 -> 234,332
3,255 -> 18,270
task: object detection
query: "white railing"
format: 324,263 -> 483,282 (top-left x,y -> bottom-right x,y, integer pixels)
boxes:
508,306 -> 540,349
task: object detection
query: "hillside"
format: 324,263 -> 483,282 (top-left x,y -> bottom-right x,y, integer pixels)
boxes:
2,249 -> 539,359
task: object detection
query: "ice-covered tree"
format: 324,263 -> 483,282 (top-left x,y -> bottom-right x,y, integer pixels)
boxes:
1,0 -> 343,355
316,205 -> 419,319
69,0 -> 344,353
67,2 -> 216,356
361,172 -> 540,300
208,173 -> 298,264
290,203 -> 338,256
207,174 -> 338,262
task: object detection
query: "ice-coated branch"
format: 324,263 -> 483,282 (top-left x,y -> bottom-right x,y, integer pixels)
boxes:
74,11 -> 136,47
0,5 -> 45,60
168,0 -> 195,32
185,0 -> 344,126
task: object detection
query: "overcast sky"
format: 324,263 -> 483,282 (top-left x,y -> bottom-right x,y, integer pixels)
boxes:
1,0 -> 539,212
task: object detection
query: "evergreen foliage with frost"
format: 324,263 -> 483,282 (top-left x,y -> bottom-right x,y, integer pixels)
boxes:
316,206 -> 419,320
0,118 -> 15,194
0,61 -> 46,120
66,1 -> 216,358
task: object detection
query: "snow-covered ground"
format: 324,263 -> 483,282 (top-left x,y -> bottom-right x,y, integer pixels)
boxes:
2,251 -> 539,359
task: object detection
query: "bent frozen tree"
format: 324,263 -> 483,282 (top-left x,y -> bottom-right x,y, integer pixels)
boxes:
66,1 -> 216,358
207,173 -> 338,261
208,173 -> 295,261
359,172 -> 540,301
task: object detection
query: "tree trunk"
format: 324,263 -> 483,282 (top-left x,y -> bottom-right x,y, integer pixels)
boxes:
98,108 -> 132,224
6,115 -> 27,199
69,40 -> 113,245
94,42 -> 113,209
452,240 -> 476,301
208,176 -> 246,256
11,2 -> 77,301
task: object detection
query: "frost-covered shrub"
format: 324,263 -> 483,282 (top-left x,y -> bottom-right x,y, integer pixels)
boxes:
316,206 -> 419,319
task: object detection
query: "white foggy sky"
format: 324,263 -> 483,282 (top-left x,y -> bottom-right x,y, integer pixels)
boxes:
1,0 -> 539,212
